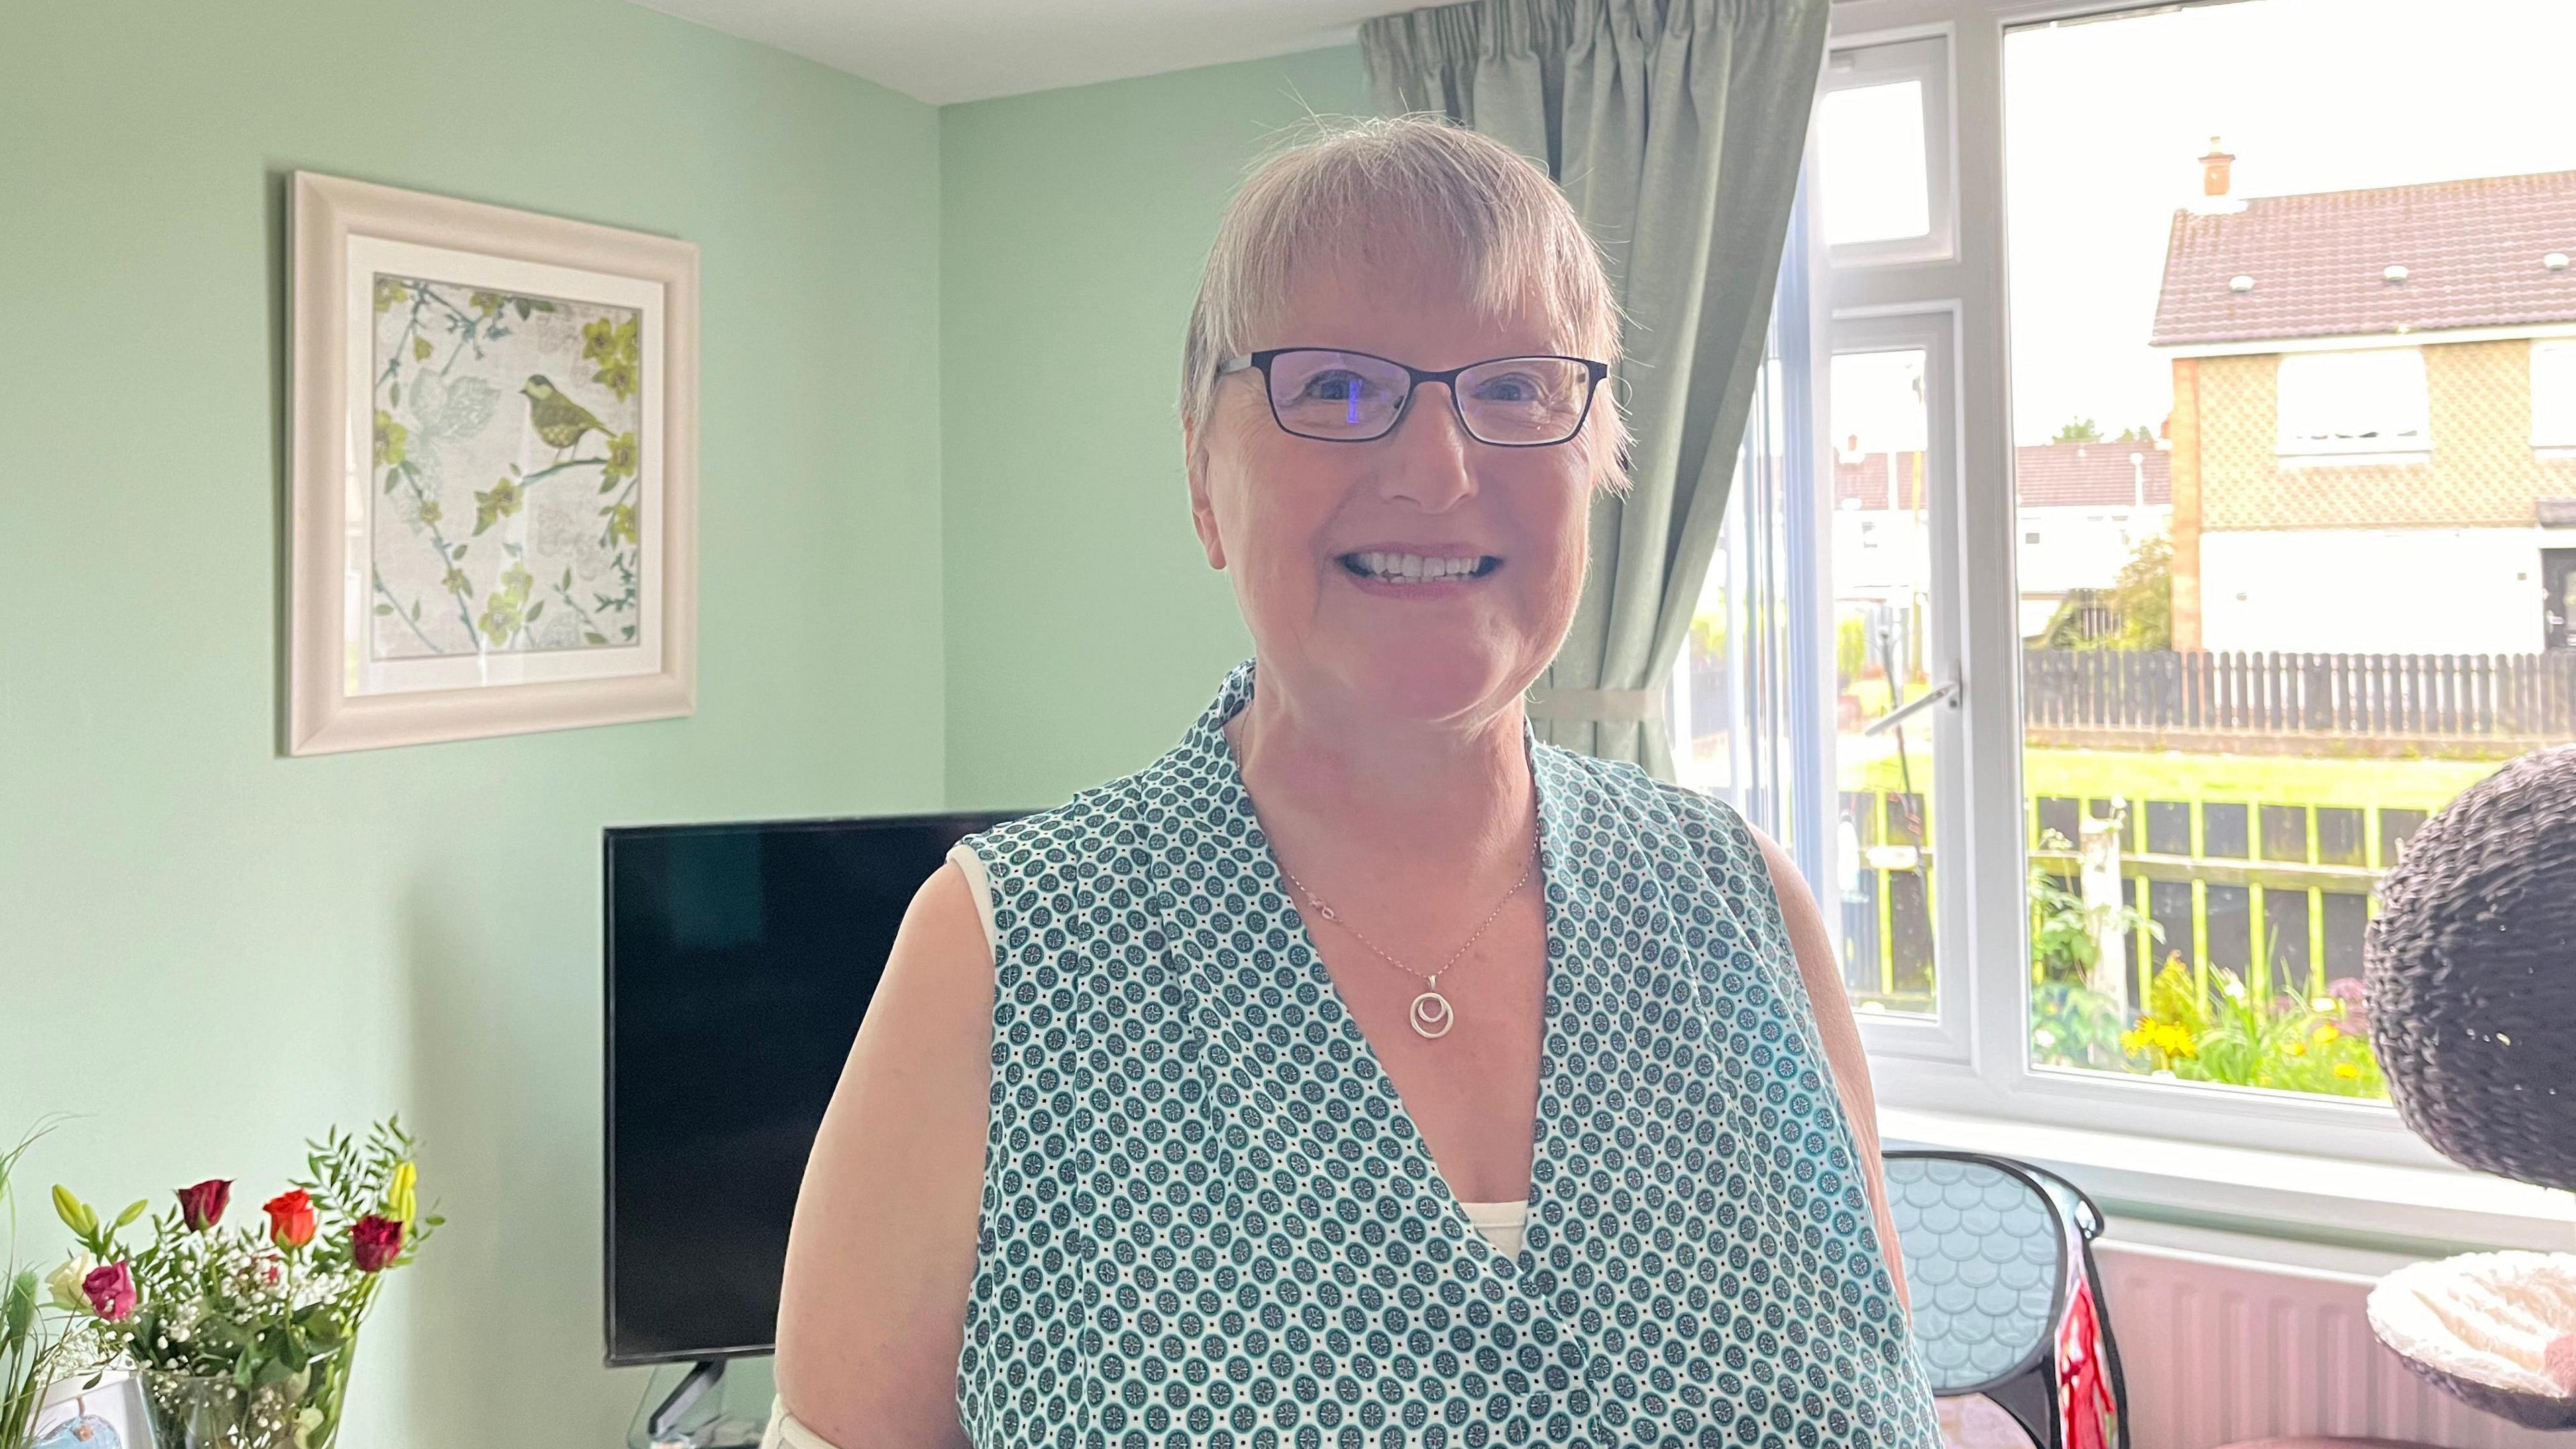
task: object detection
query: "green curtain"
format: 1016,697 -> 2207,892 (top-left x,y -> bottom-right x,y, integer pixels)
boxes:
1362,0 -> 1828,775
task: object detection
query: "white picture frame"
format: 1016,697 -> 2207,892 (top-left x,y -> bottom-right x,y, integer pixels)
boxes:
30,1372 -> 154,1449
287,172 -> 698,755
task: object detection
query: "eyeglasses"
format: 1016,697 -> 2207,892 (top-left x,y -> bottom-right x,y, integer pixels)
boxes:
1217,347 -> 1610,447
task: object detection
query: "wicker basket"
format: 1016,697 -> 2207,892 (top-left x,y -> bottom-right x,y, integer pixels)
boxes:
2387,1351 -> 2576,1431
2363,744 -> 2576,1193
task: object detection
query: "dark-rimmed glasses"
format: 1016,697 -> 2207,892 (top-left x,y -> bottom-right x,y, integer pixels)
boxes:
1217,347 -> 1609,446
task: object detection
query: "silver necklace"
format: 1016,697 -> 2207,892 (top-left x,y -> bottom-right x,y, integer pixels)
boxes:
1279,832 -> 1539,1040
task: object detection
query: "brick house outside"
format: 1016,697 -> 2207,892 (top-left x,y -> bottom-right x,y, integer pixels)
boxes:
2152,155 -> 2576,653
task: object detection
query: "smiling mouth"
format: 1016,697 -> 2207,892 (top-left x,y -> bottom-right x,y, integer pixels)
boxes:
1338,551 -> 1501,584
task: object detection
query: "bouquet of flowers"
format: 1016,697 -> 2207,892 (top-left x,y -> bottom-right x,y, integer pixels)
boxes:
43,1120 -> 438,1449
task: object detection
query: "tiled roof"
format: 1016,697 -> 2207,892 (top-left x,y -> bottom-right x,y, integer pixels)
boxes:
1833,444 -> 2168,509
2151,170 -> 2576,348
1832,451 -> 1927,511
2015,441 -> 2171,508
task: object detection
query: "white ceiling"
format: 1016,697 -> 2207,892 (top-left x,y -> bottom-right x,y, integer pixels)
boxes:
630,0 -> 1413,106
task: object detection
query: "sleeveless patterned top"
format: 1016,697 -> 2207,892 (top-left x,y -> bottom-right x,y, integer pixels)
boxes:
955,664 -> 1938,1449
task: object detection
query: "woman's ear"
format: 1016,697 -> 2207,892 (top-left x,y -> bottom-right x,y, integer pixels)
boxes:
1183,417 -> 1227,571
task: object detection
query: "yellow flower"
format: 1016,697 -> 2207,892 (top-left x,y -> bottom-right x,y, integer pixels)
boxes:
388,1159 -> 418,1226
2313,1024 -> 2339,1044
2333,1062 -> 2360,1080
2123,1018 -> 2197,1060
2286,1040 -> 2306,1057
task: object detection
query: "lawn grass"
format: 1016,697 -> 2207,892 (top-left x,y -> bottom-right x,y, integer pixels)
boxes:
1843,739 -> 2500,811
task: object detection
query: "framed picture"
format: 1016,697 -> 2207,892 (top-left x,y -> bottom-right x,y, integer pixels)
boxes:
287,172 -> 698,755
30,1373 -> 153,1449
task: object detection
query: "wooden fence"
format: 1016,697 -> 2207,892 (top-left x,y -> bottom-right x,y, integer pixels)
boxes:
2023,647 -> 2576,747
1837,786 -> 2426,1015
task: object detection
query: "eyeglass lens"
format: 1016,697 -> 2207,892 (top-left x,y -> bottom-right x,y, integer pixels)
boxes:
1263,350 -> 1594,445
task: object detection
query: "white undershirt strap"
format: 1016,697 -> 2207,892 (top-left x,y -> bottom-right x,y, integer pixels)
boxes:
947,840 -> 998,962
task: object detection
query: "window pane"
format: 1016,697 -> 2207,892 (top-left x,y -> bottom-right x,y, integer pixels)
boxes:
1831,347 -> 1937,1016
2005,0 -> 2576,1102
1676,356 -> 1796,825
1821,80 -> 1931,246
2533,339 -> 2576,446
2275,350 -> 2429,455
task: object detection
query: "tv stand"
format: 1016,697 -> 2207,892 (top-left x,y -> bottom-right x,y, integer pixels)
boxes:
647,1358 -> 729,1443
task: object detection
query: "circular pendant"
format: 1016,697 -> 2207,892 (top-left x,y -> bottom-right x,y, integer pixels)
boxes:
1409,989 -> 1455,1040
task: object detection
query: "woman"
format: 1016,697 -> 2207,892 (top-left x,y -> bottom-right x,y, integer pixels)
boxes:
773,117 -> 1937,1448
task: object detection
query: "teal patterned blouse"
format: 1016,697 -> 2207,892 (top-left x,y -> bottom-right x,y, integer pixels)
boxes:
955,663 -> 1938,1448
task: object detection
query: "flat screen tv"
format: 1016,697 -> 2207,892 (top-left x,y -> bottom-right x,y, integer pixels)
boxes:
603,811 -> 1016,1368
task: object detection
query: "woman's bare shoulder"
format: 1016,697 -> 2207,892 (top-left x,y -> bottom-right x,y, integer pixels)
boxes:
773,860 -> 994,1449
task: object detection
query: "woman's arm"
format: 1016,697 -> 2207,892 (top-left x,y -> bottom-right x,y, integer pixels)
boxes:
773,861 -> 996,1449
1749,828 -> 1911,1313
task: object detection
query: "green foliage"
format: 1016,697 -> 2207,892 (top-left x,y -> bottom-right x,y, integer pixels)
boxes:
2100,534 -> 2172,651
2030,979 -> 2130,1073
2115,424 -> 2157,443
2026,831 -> 2161,1073
3,1123 -> 80,1449
471,476 -> 522,536
601,431 -> 638,489
2038,534 -> 2173,652
1835,615 -> 1870,690
582,315 -> 641,402
2053,417 -> 2102,443
2123,961 -> 2384,1097
478,561 -> 535,647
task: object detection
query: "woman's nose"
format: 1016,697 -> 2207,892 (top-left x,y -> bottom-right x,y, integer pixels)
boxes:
1375,382 -> 1478,511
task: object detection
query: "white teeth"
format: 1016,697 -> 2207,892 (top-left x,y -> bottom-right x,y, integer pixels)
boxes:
1349,552 -> 1487,584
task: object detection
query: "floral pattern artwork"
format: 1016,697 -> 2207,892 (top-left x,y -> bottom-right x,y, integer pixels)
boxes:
367,274 -> 643,659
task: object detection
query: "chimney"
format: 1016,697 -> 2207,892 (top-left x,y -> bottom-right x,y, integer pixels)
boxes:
2200,137 -> 2235,199
2189,136 -> 2246,215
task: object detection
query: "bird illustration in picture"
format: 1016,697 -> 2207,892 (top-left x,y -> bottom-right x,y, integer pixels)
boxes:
520,374 -> 612,460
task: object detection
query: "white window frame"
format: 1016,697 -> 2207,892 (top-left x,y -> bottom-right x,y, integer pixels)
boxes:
1818,34 -> 1959,268
1794,0 -> 2510,1195
2274,347 -> 2432,462
2533,337 -> 2576,451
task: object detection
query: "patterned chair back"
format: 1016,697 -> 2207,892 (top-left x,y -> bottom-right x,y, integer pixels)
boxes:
1884,1150 -> 2129,1449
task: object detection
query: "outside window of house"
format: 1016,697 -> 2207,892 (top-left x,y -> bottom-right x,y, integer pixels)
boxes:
2532,338 -> 2576,447
1672,0 -> 2576,1165
2275,349 -> 2431,457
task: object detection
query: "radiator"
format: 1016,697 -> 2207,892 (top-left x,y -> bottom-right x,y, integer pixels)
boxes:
2096,1240 -> 2567,1448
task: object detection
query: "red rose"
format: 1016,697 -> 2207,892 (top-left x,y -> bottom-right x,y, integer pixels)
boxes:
176,1179 -> 231,1233
351,1214 -> 404,1273
82,1260 -> 138,1322
264,1189 -> 317,1250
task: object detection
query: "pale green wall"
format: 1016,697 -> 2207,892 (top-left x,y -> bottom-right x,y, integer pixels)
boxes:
1,7 -> 1371,1442
938,48 -> 1370,809
0,3 -> 943,1446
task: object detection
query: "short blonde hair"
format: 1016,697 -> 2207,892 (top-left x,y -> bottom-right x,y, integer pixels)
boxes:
1181,115 -> 1629,486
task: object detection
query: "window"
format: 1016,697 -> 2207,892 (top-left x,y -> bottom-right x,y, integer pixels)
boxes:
2275,349 -> 2430,459
2533,338 -> 2576,448
1819,81 -> 1931,245
1817,36 -> 1954,265
1666,0 -> 2576,1171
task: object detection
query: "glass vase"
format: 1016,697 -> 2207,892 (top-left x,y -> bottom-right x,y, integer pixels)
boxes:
138,1369 -> 317,1449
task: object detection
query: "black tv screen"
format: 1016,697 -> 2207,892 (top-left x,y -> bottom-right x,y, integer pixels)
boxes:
603,812 -> 1016,1366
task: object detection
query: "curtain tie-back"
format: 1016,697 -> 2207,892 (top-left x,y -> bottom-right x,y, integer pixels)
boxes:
1523,686 -> 1656,723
